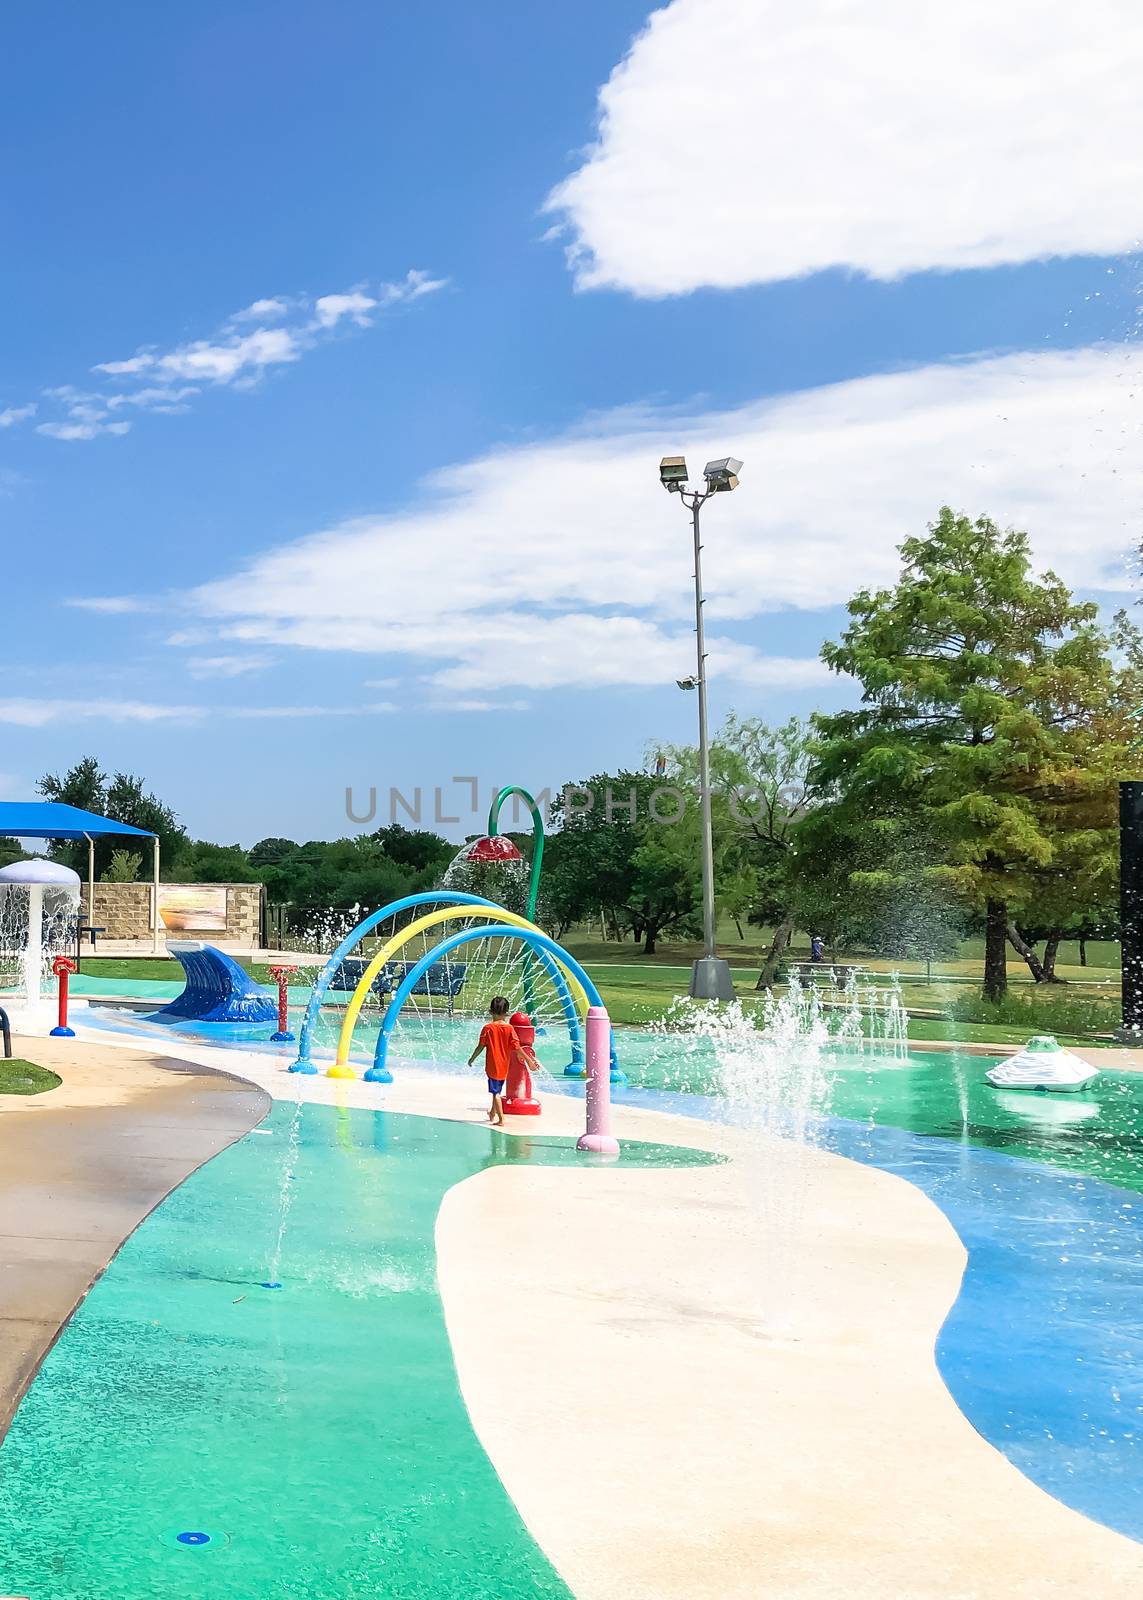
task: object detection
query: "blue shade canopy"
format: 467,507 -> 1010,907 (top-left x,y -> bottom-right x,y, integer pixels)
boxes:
0,802 -> 155,841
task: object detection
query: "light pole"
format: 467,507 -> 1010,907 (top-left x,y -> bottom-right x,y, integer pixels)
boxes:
660,454 -> 743,1003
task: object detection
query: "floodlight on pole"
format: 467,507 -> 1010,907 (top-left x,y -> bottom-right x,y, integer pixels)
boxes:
703,457 -> 742,492
657,449 -> 745,1003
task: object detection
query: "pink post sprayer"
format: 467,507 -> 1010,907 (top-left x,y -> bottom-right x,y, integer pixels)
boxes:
576,1005 -> 619,1156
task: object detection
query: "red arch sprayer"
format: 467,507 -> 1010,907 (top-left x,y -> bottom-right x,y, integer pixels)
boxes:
505,1011 -> 541,1116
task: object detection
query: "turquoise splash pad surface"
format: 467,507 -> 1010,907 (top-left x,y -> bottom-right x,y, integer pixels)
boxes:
0,1102 -> 715,1600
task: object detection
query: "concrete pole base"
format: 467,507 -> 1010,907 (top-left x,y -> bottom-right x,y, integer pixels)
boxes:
689,957 -> 737,1002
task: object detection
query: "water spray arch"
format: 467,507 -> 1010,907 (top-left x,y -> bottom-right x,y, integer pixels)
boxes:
330,903 -> 593,1075
291,891 -> 524,1073
366,925 -> 621,1084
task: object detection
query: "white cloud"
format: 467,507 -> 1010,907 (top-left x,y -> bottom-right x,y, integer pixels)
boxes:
545,0 -> 1143,296
313,291 -> 377,328
379,268 -> 449,305
219,704 -> 397,719
0,699 -> 203,727
443,699 -> 530,713
0,696 -> 392,726
109,386 -> 200,412
229,297 -> 290,323
65,595 -> 151,614
92,353 -> 153,376
0,404 -> 35,428
37,268 -> 447,440
36,419 -> 131,441
180,344 -> 1143,693
185,654 -> 272,679
149,325 -> 302,385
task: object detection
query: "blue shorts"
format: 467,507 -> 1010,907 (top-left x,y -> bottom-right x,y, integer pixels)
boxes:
487,1077 -> 505,1095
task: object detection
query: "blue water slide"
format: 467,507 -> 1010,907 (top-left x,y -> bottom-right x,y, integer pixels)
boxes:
290,891 -> 529,1074
368,925 -> 623,1084
147,942 -> 277,1027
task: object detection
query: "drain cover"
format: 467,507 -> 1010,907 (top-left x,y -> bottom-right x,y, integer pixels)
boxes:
162,1527 -> 229,1551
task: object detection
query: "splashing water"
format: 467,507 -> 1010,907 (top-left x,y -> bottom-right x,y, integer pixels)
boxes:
645,971 -> 909,1325
263,1092 -> 305,1288
0,881 -> 80,1014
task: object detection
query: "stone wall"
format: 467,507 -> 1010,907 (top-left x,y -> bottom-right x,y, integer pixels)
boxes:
80,883 -> 264,947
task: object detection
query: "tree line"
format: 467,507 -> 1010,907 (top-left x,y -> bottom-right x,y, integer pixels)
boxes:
24,508 -> 1138,1001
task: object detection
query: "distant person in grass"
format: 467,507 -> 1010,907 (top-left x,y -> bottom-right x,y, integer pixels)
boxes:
467,996 -> 519,1127
811,935 -> 825,963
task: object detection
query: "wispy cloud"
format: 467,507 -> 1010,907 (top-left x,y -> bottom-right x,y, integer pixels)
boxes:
379,268 -> 449,304
0,697 -> 397,726
444,699 -> 531,713
545,0 -> 1143,295
169,343 -> 1141,694
17,268 -> 448,442
313,291 -> 378,329
65,595 -> 152,614
228,297 -> 291,324
0,699 -> 203,727
38,420 -> 132,442
185,654 -> 272,680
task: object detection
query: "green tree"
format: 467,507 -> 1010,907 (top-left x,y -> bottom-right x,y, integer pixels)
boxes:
248,836 -> 298,869
371,824 -> 454,878
181,841 -> 260,883
37,759 -> 187,879
103,849 -> 142,883
812,508 -> 1133,1001
548,772 -> 702,952
656,716 -> 813,984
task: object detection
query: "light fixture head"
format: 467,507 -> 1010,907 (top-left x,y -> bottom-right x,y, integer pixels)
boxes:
676,675 -> 699,691
703,456 -> 743,492
659,455 -> 689,492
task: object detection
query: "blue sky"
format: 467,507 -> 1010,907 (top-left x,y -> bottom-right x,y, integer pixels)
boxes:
3,0 -> 1141,844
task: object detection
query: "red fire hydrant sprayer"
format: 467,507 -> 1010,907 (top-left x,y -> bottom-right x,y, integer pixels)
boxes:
504,1011 -> 541,1116
269,965 -> 297,1044
50,956 -> 77,1039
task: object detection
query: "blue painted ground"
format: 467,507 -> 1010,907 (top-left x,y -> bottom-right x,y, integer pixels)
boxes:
608,1083 -> 1143,1544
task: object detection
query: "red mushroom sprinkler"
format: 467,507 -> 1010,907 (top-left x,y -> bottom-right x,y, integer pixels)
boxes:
50,955 -> 77,1039
504,1010 -> 541,1116
269,965 -> 297,1044
461,834 -> 525,867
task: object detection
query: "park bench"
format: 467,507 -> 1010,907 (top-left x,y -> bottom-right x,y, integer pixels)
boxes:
327,957 -> 469,1016
74,922 -> 106,967
784,962 -> 866,986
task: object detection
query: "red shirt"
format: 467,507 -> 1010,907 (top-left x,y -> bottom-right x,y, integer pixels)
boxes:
479,1021 -> 519,1078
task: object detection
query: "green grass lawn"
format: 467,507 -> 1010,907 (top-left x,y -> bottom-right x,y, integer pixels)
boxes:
0,1058 -> 61,1095
72,926 -> 1125,1050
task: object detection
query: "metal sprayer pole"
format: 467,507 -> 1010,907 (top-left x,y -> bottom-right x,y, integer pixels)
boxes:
692,495 -> 717,962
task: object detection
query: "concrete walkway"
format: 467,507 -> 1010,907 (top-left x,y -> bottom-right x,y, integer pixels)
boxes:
0,1035 -> 267,1441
